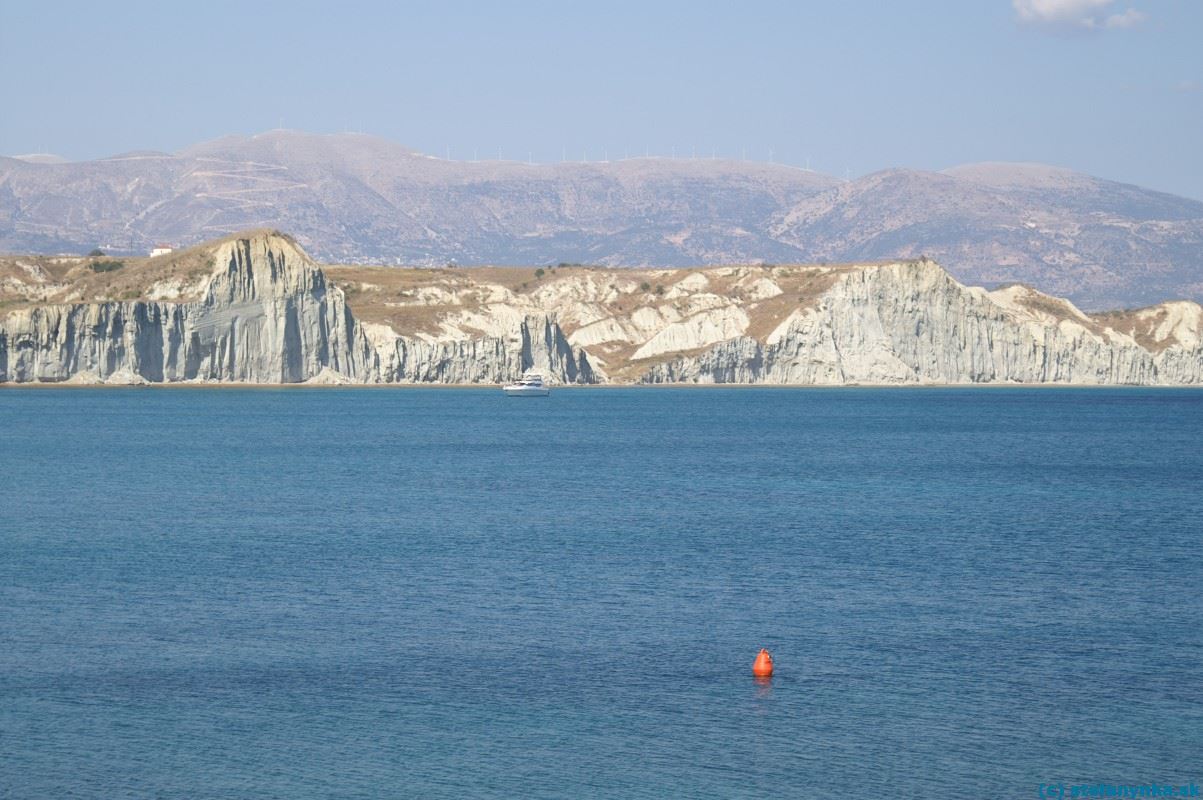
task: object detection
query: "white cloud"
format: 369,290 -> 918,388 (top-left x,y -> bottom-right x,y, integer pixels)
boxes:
1013,0 -> 1147,31
1103,8 -> 1146,27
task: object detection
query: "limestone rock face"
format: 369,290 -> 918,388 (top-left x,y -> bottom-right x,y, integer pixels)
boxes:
0,233 -> 596,385
642,261 -> 1203,385
364,314 -> 595,384
2,233 -> 1201,386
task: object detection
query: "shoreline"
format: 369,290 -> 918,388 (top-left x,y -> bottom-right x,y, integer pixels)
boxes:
2,381 -> 1200,391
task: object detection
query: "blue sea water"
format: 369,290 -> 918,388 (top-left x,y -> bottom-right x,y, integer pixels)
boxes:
1,387 -> 1201,799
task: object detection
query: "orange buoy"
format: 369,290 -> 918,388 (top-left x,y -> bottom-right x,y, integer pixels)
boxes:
752,648 -> 774,678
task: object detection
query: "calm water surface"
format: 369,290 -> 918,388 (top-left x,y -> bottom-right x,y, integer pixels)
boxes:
1,388 -> 1201,798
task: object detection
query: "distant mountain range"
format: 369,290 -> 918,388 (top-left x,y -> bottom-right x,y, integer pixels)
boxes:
3,130 -> 1201,309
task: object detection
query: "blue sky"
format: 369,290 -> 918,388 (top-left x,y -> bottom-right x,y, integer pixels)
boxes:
2,0 -> 1200,198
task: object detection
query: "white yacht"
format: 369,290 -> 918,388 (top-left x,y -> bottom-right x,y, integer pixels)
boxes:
502,373 -> 550,397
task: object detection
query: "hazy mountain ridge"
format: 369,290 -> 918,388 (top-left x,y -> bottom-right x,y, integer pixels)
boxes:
771,166 -> 1203,309
2,131 -> 1200,309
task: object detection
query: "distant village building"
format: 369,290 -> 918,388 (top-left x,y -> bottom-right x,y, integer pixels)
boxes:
149,244 -> 174,257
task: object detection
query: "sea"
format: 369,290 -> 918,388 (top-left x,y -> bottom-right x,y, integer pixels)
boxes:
1,387 -> 1200,799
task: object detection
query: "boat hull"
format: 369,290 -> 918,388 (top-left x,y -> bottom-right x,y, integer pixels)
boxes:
502,386 -> 550,397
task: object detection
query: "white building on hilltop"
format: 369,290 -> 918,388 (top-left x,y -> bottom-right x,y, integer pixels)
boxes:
149,244 -> 174,257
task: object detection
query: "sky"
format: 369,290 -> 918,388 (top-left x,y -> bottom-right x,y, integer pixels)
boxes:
1,0 -> 1201,198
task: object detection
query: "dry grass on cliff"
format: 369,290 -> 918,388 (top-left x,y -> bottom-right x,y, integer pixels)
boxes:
319,261 -> 865,383
324,262 -> 854,341
0,230 -> 306,313
0,248 -> 223,311
1090,306 -> 1185,353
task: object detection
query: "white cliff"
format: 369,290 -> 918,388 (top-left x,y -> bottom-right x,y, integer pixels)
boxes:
0,232 -> 595,385
642,261 -> 1203,385
1,234 -> 1200,385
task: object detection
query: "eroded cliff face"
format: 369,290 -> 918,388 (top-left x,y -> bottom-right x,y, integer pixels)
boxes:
1,232 -> 1200,385
0,233 -> 595,385
360,314 -> 594,385
642,261 -> 1203,385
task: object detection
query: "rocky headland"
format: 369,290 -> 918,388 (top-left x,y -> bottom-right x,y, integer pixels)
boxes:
1,230 -> 1200,385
